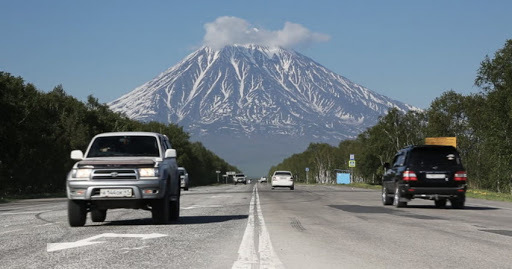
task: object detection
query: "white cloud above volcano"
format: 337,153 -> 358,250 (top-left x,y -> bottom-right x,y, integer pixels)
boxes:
203,16 -> 330,50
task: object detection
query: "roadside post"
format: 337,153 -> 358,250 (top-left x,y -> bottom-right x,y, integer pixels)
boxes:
216,170 -> 220,183
349,154 -> 356,183
305,167 -> 309,184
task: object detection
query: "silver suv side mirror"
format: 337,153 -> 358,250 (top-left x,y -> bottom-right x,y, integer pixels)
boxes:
165,149 -> 177,158
71,150 -> 84,160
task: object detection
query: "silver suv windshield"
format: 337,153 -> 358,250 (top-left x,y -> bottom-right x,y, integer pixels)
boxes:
87,136 -> 159,157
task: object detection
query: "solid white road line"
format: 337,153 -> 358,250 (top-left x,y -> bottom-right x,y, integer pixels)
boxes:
255,186 -> 283,268
232,185 -> 283,269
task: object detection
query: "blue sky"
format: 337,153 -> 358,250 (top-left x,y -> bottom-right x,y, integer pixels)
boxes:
1,0 -> 511,109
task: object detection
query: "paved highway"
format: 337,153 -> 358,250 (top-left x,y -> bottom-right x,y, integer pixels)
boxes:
1,184 -> 512,268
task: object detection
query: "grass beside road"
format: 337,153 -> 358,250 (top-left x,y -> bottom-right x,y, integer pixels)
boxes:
0,192 -> 66,204
466,189 -> 512,202
345,182 -> 382,190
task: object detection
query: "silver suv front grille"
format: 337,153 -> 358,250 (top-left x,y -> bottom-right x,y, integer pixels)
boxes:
92,169 -> 137,180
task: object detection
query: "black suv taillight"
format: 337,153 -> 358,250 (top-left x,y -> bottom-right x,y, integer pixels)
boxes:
454,171 -> 467,181
403,171 -> 417,181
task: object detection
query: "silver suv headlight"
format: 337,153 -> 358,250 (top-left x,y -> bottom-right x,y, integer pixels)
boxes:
139,168 -> 159,178
70,168 -> 92,180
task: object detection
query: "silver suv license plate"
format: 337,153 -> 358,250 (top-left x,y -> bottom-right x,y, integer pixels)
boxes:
100,189 -> 132,197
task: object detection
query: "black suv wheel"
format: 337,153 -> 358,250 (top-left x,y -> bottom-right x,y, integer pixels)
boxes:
382,186 -> 393,205
450,194 -> 465,209
393,186 -> 407,208
434,199 -> 447,208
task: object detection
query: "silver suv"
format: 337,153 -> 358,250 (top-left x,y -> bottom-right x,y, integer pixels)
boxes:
66,132 -> 180,226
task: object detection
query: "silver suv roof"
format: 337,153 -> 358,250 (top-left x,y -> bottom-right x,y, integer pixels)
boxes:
93,132 -> 162,138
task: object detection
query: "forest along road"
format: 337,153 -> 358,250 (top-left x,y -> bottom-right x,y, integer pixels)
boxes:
1,184 -> 512,269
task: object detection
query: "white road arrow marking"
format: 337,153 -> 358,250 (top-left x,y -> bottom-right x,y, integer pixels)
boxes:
47,233 -> 167,252
46,241 -> 104,252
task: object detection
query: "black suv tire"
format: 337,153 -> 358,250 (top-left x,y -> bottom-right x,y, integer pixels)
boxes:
434,199 -> 447,208
382,186 -> 393,205
393,186 -> 407,208
450,194 -> 465,209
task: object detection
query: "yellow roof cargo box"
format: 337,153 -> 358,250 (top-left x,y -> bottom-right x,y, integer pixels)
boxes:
425,137 -> 457,147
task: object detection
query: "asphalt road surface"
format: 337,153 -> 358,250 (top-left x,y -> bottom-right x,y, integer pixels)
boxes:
1,183 -> 512,269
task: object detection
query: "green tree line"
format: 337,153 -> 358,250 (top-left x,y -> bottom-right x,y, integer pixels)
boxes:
0,72 -> 237,197
269,39 -> 512,193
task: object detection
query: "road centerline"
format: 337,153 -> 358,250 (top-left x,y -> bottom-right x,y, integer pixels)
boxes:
232,185 -> 283,269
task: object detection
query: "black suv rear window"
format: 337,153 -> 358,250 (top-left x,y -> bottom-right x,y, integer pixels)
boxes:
408,147 -> 461,167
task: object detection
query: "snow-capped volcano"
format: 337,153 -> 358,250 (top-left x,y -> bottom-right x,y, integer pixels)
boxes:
110,44 -> 413,140
109,44 -> 415,175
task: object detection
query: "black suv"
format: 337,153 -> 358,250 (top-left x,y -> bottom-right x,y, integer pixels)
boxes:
382,145 -> 467,209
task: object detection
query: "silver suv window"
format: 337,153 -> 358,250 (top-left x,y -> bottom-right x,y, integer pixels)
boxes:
88,136 -> 159,157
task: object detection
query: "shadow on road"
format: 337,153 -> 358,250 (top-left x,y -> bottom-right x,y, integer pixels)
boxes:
102,214 -> 248,226
404,204 -> 500,210
178,215 -> 248,224
329,204 -> 500,214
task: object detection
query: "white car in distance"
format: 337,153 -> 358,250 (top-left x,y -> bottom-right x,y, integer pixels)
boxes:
271,171 -> 294,190
234,173 -> 247,185
178,167 -> 189,191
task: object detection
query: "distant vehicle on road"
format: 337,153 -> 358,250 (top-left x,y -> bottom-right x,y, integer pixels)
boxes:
234,173 -> 247,185
259,176 -> 267,183
271,171 -> 294,190
66,132 -> 181,226
382,145 -> 467,208
178,167 -> 189,191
